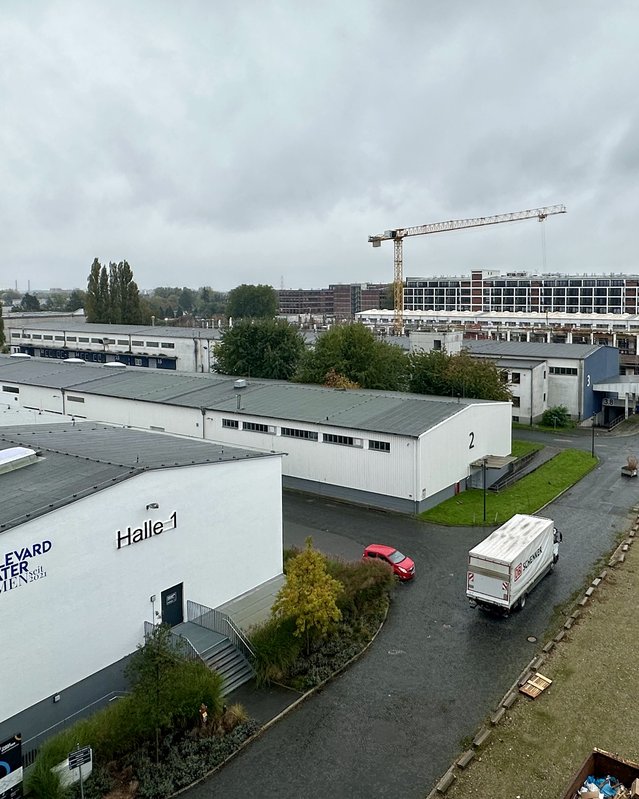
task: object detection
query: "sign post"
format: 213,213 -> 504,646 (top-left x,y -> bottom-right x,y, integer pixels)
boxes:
68,746 -> 92,799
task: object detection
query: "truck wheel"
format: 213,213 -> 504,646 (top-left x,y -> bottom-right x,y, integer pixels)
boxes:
518,595 -> 526,611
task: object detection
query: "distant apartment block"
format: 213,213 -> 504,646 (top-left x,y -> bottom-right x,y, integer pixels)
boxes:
277,283 -> 389,320
404,270 -> 639,315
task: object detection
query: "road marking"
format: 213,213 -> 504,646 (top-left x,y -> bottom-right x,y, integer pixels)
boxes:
387,649 -> 406,656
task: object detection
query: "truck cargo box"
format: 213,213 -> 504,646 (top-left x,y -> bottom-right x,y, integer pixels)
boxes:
467,513 -> 558,613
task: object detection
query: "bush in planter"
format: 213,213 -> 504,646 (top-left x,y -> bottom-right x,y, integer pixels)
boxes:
250,615 -> 303,686
541,405 -> 570,428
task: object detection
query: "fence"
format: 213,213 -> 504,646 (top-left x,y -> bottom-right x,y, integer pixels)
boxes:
187,601 -> 255,660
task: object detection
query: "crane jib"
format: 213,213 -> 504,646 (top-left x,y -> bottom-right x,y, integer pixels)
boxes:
367,203 -> 567,333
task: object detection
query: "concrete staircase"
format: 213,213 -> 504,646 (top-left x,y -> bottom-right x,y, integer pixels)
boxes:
200,637 -> 255,697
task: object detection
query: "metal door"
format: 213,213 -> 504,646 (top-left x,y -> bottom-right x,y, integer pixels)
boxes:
161,583 -> 183,626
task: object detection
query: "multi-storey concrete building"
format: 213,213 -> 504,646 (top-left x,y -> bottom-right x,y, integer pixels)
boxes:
404,270 -> 639,314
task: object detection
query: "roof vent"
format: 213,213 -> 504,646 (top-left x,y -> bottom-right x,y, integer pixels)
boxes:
234,379 -> 247,389
63,358 -> 85,365
10,352 -> 31,359
0,446 -> 39,475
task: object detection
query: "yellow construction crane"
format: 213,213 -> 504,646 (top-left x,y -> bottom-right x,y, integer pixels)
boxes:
368,204 -> 567,333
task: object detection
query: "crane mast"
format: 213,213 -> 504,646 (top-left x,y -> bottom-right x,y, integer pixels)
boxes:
369,204 -> 566,333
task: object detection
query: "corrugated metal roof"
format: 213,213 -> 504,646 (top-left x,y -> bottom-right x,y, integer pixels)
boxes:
465,340 -> 603,359
0,356 -> 493,437
0,422 -> 273,533
494,358 -> 545,369
6,319 -> 222,340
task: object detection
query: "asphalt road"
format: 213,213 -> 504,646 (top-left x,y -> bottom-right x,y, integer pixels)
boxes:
190,427 -> 639,799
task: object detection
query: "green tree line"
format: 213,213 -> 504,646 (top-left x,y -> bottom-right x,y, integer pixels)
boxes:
215,320 -> 512,402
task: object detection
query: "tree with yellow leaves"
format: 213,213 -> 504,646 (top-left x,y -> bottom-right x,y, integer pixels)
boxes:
273,538 -> 343,653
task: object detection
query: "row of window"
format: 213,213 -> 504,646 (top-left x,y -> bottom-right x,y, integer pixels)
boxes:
549,367 -> 578,375
11,332 -> 175,349
222,418 -> 390,451
0,390 -> 392,451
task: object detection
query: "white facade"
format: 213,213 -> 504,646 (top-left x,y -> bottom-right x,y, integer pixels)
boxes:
1,453 -> 282,723
409,330 -> 464,354
6,321 -> 221,372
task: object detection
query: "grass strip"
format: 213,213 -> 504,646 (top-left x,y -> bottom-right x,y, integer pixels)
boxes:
511,439 -> 543,459
420,449 -> 596,526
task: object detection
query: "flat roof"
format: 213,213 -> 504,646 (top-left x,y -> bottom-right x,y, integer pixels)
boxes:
464,340 -> 604,359
0,356 -> 497,438
0,421 -> 274,533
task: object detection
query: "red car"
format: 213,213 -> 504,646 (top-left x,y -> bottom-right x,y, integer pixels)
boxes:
362,544 -> 415,581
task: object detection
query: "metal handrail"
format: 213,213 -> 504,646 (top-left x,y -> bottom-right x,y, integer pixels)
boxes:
187,600 -> 255,660
144,620 -> 201,663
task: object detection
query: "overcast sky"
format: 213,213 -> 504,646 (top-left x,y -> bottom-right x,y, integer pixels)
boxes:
2,1 -> 639,293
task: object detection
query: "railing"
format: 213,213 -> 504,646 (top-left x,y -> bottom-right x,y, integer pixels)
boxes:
607,414 -> 627,431
22,690 -> 130,766
187,600 -> 255,660
143,620 -> 201,663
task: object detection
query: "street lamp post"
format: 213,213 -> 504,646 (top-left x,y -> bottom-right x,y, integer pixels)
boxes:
591,413 -> 596,458
482,458 -> 487,522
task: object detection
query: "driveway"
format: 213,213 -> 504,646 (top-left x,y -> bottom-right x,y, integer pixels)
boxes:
189,429 -> 638,798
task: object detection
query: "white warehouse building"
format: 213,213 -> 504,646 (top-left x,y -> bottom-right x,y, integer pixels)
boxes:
0,357 -> 513,514
0,420 -> 283,757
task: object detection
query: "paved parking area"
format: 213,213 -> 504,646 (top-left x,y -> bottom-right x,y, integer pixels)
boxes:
189,429 -> 638,798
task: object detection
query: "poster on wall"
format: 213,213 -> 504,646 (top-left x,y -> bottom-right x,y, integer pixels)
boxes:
0,734 -> 22,799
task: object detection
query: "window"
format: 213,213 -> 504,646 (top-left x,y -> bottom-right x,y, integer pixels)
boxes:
11,332 -> 19,338
512,396 -> 521,408
281,427 -> 318,441
78,337 -> 89,343
222,418 -> 239,429
323,433 -> 362,447
146,341 -> 159,347
549,367 -> 578,376
132,340 -> 144,346
90,338 -> 103,344
55,336 -> 64,341
67,336 -> 77,342
43,335 -> 53,340
511,372 -> 521,384
67,396 -> 85,403
242,421 -> 270,434
117,339 -> 128,346
32,334 -> 42,339
2,386 -> 19,394
164,342 -> 175,349
369,440 -> 391,452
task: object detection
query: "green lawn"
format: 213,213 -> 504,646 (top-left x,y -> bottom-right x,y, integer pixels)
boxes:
511,439 -> 543,459
420,449 -> 596,526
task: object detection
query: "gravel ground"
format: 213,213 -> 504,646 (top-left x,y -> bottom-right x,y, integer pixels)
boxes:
445,531 -> 639,799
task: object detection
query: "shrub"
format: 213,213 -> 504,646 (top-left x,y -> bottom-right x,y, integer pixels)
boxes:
541,405 -> 570,428
250,615 -> 303,686
326,558 -> 396,615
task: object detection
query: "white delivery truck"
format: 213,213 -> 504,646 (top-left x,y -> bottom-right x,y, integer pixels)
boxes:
467,513 -> 561,614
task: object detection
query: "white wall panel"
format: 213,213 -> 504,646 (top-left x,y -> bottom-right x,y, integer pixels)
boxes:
0,456 -> 282,720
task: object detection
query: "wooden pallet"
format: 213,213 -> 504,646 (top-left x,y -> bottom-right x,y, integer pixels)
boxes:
519,672 -> 552,698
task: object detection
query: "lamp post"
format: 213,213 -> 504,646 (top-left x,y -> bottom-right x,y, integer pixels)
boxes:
482,457 -> 487,522
591,413 -> 596,458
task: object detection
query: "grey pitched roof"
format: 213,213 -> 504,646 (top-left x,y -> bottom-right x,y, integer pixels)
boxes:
0,356 -> 483,437
0,422 -> 272,533
464,340 -> 603,359
6,318 -> 223,340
